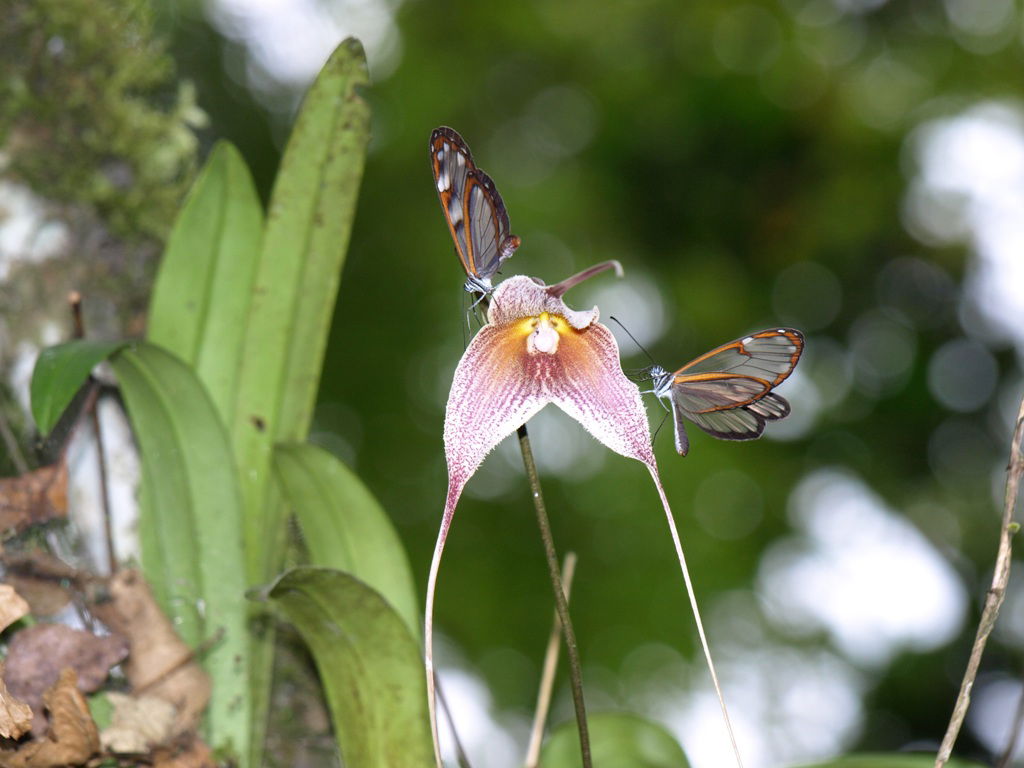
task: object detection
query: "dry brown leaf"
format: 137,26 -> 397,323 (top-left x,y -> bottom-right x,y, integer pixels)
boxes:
0,662 -> 32,740
0,462 -> 68,538
89,569 -> 210,736
0,584 -> 30,633
152,736 -> 215,768
3,624 -> 128,734
0,668 -> 99,768
100,691 -> 177,754
2,551 -> 83,618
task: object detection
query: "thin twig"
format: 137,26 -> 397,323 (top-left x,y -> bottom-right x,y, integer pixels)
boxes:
69,292 -> 118,575
935,393 -> 1024,767
525,552 -> 578,768
517,425 -> 592,768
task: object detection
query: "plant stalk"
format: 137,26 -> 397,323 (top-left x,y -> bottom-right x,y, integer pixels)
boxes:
517,424 -> 591,768
70,291 -> 118,575
525,552 -> 578,768
935,393 -> 1024,767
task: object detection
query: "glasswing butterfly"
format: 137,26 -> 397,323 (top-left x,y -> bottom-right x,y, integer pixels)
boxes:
429,127 -> 521,296
648,328 -> 804,456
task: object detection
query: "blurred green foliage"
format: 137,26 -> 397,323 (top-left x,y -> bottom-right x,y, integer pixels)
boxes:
6,0 -> 1023,762
162,0 -> 1023,761
0,0 -> 203,238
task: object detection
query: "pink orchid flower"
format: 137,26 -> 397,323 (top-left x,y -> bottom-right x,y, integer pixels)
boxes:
424,262 -> 744,766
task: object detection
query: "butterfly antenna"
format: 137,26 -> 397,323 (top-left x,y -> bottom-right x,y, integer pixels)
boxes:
609,316 -> 656,366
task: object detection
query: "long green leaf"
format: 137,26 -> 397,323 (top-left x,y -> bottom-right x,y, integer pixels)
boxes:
790,756 -> 988,768
231,38 -> 370,583
30,340 -> 125,434
147,140 -> 264,422
109,343 -> 250,759
541,712 -> 689,768
263,567 -> 433,767
273,441 -> 419,636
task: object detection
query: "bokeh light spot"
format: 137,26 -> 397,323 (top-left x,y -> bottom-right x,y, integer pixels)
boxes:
927,337 -> 998,412
758,469 -> 966,667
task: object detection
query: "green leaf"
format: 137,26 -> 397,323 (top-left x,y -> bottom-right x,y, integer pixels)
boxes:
789,756 -> 989,768
220,40 -> 369,767
147,140 -> 264,423
230,37 -> 370,584
107,343 -> 250,759
29,340 -> 125,434
263,567 -> 433,767
273,441 -> 420,637
541,712 -> 689,768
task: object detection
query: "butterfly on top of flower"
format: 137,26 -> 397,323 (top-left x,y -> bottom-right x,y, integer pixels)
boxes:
429,127 -> 521,302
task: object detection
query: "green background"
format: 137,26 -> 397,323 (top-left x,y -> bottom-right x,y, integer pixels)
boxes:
12,0 -> 1024,763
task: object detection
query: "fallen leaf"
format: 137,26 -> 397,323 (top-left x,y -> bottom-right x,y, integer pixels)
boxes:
0,663 -> 32,740
89,570 -> 210,736
152,736 -> 215,768
3,624 -> 128,733
0,668 -> 99,767
0,462 -> 68,538
2,551 -> 83,618
100,691 -> 177,754
0,584 -> 30,633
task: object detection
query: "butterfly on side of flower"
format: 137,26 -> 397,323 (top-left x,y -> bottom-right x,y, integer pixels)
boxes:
648,328 -> 804,456
429,127 -> 521,298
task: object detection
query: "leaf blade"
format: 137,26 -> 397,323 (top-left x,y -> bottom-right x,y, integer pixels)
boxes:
541,712 -> 690,768
230,38 -> 370,583
265,567 -> 433,767
147,140 -> 264,422
30,340 -> 125,434
273,441 -> 420,637
789,756 -> 989,768
109,343 -> 251,759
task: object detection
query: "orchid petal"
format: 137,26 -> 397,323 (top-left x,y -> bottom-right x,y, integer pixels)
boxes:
543,319 -> 655,466
443,320 -> 550,497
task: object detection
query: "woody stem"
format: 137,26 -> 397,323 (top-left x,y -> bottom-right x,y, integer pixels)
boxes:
517,424 -> 591,768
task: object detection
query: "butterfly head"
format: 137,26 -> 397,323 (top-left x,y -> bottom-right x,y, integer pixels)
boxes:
646,365 -> 674,398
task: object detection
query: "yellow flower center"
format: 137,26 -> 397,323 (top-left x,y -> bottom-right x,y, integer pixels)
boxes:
522,312 -> 564,355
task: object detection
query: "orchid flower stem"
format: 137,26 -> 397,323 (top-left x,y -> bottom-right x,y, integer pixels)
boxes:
516,424 -> 592,768
525,552 -> 578,768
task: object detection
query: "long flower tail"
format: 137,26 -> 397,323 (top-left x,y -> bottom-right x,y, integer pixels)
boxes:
425,482 -> 463,767
645,463 -> 744,768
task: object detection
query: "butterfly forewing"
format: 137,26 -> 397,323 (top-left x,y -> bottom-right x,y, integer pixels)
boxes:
679,330 -> 802,384
464,170 -> 507,279
430,127 -> 519,288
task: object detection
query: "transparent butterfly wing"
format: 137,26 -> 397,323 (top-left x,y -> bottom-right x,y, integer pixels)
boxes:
666,329 -> 803,453
678,329 -> 803,383
430,127 -> 518,285
463,169 -> 510,280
